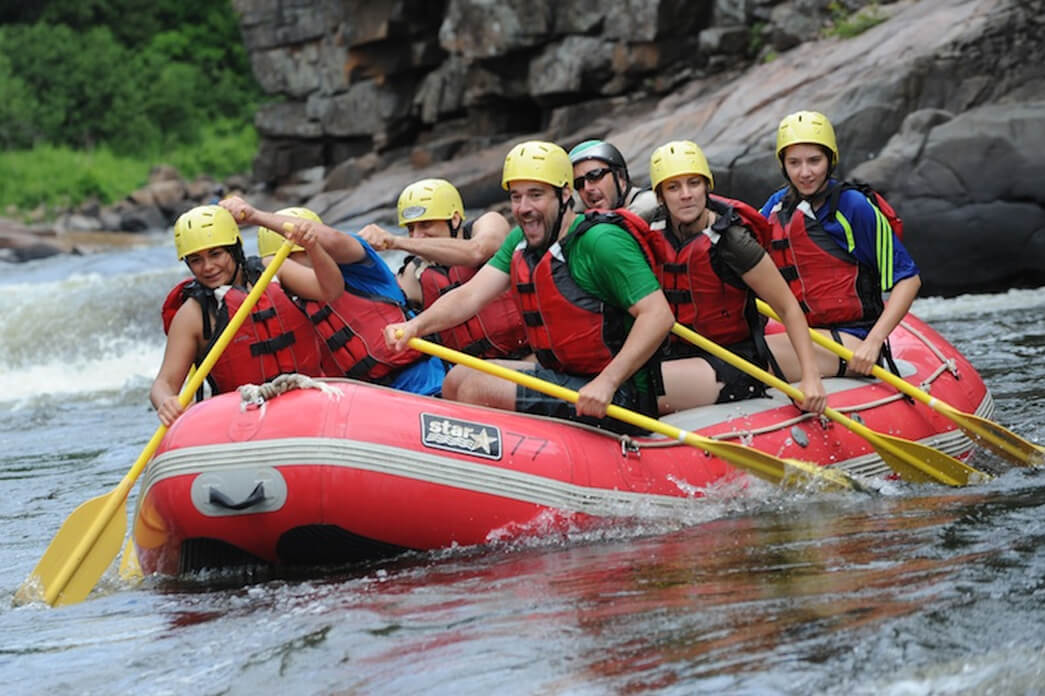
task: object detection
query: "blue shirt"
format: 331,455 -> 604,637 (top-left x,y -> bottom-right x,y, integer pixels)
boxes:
341,233 -> 445,396
761,182 -> 919,289
761,182 -> 919,338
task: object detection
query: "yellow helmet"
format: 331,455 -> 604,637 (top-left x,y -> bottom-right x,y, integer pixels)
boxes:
257,206 -> 321,257
776,110 -> 839,166
397,179 -> 466,227
501,140 -> 572,190
174,205 -> 242,260
649,140 -> 715,192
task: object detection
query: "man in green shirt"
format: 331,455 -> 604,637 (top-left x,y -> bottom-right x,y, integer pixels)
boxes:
385,140 -> 674,432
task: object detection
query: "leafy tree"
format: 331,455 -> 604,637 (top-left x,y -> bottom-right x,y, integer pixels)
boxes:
0,0 -> 264,210
0,54 -> 41,149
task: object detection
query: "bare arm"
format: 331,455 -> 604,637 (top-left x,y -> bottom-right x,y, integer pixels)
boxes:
150,301 -> 203,426
576,290 -> 674,418
365,212 -> 510,267
396,257 -> 424,307
384,263 -> 510,351
849,274 -> 922,374
742,255 -> 826,413
267,221 -> 345,303
220,195 -> 366,265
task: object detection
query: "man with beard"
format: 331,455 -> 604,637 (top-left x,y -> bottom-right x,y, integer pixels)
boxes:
385,140 -> 674,433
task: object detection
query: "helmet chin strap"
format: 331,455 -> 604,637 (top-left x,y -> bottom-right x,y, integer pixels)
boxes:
532,189 -> 573,259
611,171 -> 626,209
229,242 -> 247,286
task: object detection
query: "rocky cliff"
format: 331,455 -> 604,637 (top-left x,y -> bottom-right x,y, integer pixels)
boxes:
230,0 -> 1045,296
7,0 -> 1043,297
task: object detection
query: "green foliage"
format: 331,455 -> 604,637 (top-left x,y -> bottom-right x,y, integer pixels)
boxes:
0,55 -> 40,149
0,125 -> 258,213
0,146 -> 150,213
748,22 -> 768,58
0,0 -> 263,212
823,2 -> 886,39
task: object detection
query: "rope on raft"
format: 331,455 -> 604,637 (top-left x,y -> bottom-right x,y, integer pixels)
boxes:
238,373 -> 341,411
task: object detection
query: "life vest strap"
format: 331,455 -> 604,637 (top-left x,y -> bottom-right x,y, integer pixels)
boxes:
516,282 -> 536,294
346,355 -> 409,387
309,304 -> 334,324
523,312 -> 543,327
779,265 -> 800,282
663,288 -> 692,304
463,337 -> 494,356
535,348 -> 558,367
252,307 -> 277,322
326,326 -> 357,351
771,238 -> 791,250
249,332 -> 296,357
438,280 -> 465,297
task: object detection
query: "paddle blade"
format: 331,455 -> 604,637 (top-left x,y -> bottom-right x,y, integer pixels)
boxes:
119,537 -> 144,583
15,493 -> 127,607
697,438 -> 862,493
873,430 -> 990,487
780,458 -> 875,494
939,405 -> 1045,468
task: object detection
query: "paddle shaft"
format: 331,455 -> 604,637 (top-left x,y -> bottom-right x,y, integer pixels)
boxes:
755,299 -> 1045,466
37,238 -> 296,606
406,337 -> 861,492
670,322 -> 982,486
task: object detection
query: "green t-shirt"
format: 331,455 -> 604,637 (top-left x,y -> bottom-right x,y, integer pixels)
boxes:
488,216 -> 661,308
487,214 -> 662,390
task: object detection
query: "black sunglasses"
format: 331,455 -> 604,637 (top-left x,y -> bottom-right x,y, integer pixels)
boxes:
573,167 -> 614,190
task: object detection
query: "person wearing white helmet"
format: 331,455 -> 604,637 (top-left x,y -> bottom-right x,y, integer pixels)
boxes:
761,110 -> 921,378
385,141 -> 675,433
220,196 -> 447,396
568,139 -> 659,221
151,204 -> 343,426
357,179 -> 528,359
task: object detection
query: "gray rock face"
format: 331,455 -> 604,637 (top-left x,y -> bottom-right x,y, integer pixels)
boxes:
861,103 -> 1045,295
224,0 -> 1043,295
13,0 -> 1045,296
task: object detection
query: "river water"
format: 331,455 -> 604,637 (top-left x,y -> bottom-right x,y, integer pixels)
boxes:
2,237 -> 1044,695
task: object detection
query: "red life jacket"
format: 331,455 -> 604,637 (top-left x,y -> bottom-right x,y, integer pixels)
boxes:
509,212 -> 658,375
417,263 -> 529,359
766,196 -> 883,328
299,286 -> 427,384
161,272 -> 326,394
654,195 -> 770,347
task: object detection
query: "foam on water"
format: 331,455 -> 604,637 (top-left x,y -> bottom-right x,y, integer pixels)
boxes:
913,287 -> 1045,321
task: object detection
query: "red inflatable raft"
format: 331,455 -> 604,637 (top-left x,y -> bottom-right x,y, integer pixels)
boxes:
133,315 -> 993,576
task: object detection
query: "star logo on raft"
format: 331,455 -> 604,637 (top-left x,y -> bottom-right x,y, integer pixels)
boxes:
420,413 -> 503,460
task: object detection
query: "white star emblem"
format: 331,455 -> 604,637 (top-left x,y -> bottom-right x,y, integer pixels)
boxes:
470,428 -> 493,454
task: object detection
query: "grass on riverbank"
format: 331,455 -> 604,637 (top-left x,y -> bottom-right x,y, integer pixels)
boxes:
1,120 -> 258,219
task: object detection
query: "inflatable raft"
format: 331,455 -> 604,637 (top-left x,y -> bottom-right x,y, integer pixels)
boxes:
132,315 -> 993,576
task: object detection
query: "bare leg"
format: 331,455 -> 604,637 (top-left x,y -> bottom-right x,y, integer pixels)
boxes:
765,329 -> 871,380
657,357 -> 722,414
442,359 -> 534,410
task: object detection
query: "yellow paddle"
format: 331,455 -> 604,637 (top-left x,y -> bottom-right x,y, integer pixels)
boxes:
670,323 -> 988,487
756,299 -> 1045,468
15,236 -> 297,607
406,336 -> 868,494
